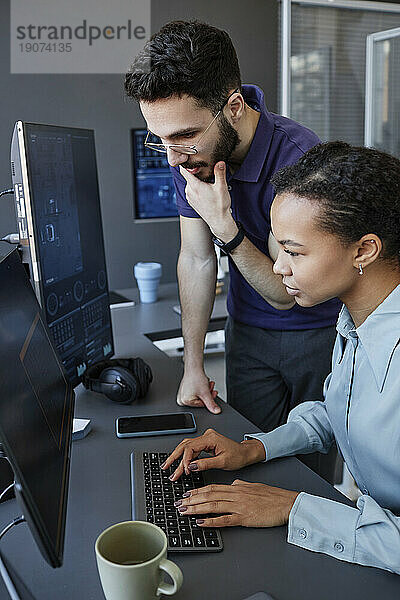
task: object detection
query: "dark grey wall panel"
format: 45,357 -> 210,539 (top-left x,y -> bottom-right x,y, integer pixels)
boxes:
151,0 -> 278,112
0,0 -> 278,287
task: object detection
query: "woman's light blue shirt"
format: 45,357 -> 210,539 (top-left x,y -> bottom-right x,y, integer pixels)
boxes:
246,284 -> 400,574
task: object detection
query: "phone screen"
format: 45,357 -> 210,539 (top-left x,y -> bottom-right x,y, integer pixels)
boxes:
117,413 -> 195,434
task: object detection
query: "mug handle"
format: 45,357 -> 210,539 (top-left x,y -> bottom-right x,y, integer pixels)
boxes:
157,558 -> 183,596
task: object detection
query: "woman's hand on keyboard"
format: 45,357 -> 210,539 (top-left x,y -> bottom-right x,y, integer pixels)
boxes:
174,479 -> 300,528
162,428 -> 266,481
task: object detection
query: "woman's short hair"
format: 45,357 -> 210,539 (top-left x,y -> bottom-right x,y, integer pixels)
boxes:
271,141 -> 400,266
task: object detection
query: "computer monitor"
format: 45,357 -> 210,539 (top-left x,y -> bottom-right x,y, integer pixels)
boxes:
131,129 -> 178,220
10,122 -> 114,387
0,248 -> 74,569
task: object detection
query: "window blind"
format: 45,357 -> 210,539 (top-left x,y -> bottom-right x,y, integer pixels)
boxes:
280,1 -> 400,144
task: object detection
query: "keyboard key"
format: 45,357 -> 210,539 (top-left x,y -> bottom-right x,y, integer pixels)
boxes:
167,519 -> 178,528
206,538 -> 220,547
179,525 -> 190,534
193,533 -> 206,547
204,530 -> 218,539
168,526 -> 179,535
181,534 -> 193,547
169,536 -> 181,548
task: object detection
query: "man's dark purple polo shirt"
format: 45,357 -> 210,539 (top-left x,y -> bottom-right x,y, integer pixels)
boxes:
170,84 -> 341,330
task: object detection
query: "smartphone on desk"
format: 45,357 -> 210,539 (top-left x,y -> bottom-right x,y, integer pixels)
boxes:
116,412 -> 197,438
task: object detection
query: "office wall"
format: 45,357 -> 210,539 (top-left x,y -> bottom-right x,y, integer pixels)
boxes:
0,0 -> 278,288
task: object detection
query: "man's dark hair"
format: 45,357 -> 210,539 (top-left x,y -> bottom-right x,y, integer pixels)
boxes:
270,141 -> 400,266
124,20 -> 241,113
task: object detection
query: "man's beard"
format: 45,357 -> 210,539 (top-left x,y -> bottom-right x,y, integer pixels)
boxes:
181,115 -> 241,183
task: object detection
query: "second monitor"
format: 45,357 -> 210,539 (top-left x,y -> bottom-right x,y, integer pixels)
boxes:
10,122 -> 114,387
131,129 -> 178,220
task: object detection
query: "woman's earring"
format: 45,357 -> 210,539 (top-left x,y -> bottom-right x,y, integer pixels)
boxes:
358,264 -> 363,275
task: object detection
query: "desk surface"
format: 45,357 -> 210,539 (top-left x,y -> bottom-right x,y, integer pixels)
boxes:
0,284 -> 398,599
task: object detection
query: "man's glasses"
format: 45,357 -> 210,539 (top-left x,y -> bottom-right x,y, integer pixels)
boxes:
144,88 -> 240,155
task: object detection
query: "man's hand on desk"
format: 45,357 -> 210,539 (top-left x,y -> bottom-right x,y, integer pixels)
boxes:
162,428 -> 266,480
177,370 -> 222,414
174,480 -> 300,528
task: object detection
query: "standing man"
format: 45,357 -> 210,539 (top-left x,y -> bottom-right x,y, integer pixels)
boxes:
125,21 -> 340,478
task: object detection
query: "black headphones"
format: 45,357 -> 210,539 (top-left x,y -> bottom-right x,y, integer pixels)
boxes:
82,357 -> 153,404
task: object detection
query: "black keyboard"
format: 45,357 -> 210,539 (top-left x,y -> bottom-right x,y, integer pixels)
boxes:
142,452 -> 223,552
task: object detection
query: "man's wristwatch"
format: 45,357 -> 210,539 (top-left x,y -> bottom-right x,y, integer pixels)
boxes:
212,222 -> 245,254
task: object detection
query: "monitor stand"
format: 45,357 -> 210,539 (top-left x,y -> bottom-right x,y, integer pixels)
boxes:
0,551 -> 37,600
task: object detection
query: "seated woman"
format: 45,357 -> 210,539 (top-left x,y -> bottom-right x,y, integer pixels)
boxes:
162,141 -> 400,575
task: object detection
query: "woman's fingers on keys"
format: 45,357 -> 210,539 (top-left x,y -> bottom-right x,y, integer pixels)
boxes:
166,441 -> 209,479
181,445 -> 199,476
171,446 -> 199,480
161,438 -> 192,470
169,460 -> 185,481
162,431 -> 215,476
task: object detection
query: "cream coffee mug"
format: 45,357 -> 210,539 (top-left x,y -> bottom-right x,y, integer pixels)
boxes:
95,521 -> 183,600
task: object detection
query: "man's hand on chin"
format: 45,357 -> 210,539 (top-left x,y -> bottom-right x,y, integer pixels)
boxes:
180,162 -> 238,241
